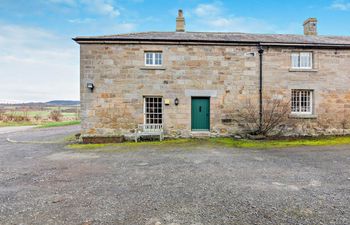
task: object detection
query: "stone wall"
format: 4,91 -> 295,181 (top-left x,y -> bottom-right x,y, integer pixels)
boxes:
263,47 -> 350,135
80,44 -> 350,138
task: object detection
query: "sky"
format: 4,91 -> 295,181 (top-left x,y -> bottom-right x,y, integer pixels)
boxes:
1,0 -> 350,103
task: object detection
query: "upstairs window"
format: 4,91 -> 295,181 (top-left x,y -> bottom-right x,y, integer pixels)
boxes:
145,52 -> 162,66
291,90 -> 313,115
291,52 -> 313,69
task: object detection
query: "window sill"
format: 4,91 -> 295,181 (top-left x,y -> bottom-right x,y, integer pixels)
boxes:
289,114 -> 317,119
140,66 -> 166,70
289,68 -> 318,72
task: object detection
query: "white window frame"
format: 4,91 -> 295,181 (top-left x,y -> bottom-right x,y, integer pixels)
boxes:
291,90 -> 313,115
143,96 -> 163,125
291,52 -> 313,69
144,52 -> 163,66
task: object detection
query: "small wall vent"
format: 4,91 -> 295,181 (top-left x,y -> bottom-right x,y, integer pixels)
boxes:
245,52 -> 256,57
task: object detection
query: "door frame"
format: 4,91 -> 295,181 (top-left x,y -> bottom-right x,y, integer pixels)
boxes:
191,96 -> 210,131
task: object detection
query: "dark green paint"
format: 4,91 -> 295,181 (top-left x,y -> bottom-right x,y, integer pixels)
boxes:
191,97 -> 210,130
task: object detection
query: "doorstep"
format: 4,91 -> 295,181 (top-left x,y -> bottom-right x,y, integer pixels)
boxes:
190,131 -> 211,138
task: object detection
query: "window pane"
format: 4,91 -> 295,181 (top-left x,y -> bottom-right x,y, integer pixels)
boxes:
291,90 -> 299,112
145,53 -> 153,65
291,53 -> 299,68
155,53 -> 162,65
300,52 -> 311,68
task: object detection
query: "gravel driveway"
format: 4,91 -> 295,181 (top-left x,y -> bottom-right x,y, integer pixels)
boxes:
0,126 -> 350,225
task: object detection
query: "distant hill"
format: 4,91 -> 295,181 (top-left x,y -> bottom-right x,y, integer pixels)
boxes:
46,100 -> 80,106
0,100 -> 80,107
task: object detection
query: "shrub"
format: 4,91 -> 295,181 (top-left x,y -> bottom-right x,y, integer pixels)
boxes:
237,96 -> 290,136
33,114 -> 42,121
0,109 -> 5,121
3,111 -> 30,122
49,110 -> 63,121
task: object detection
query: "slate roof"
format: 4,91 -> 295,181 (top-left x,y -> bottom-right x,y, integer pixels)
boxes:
74,32 -> 350,47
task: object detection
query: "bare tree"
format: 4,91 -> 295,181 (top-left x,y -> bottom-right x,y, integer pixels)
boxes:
237,96 -> 290,136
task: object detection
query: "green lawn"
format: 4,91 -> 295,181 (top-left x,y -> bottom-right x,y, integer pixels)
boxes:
5,111 -> 78,119
0,120 -> 80,128
0,121 -> 35,127
68,138 -> 195,150
36,120 -> 80,128
68,135 -> 350,150
210,136 -> 350,149
0,106 -> 80,128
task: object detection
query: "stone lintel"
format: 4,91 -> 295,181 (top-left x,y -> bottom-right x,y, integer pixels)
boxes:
185,90 -> 218,97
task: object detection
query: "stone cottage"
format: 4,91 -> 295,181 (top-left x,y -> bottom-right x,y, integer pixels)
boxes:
74,10 -> 350,141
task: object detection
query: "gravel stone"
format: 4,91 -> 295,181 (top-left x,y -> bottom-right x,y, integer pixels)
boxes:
0,125 -> 350,224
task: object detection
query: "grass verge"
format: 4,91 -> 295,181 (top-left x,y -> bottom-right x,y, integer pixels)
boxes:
67,135 -> 350,150
67,138 -> 198,150
37,120 -> 80,128
0,120 -> 80,128
0,121 -> 35,127
210,136 -> 350,149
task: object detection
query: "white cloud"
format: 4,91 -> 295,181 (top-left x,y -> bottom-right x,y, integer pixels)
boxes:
82,0 -> 120,17
194,3 -> 221,17
330,1 -> 350,10
49,0 -> 120,17
191,2 -> 278,33
68,18 -> 95,23
205,17 -> 277,33
113,23 -> 136,32
0,23 -> 79,102
48,0 -> 77,6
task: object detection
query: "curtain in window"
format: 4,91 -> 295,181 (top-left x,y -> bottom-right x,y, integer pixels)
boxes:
291,52 -> 312,69
291,53 -> 299,68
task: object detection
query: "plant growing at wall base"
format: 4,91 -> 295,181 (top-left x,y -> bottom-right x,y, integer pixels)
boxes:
237,96 -> 290,136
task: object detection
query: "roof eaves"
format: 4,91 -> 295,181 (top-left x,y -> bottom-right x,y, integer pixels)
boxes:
73,37 -> 350,48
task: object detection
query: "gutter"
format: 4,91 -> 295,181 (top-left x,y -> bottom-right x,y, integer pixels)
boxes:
73,38 -> 350,49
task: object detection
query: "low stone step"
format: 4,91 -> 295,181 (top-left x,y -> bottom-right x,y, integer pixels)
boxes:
190,131 -> 211,139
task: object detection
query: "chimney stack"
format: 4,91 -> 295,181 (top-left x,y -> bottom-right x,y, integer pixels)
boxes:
303,18 -> 317,36
176,9 -> 185,32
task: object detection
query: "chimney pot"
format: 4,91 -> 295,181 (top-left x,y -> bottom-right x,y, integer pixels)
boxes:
303,18 -> 317,36
176,9 -> 185,32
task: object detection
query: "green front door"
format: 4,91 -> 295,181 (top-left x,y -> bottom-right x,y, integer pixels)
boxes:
191,97 -> 210,131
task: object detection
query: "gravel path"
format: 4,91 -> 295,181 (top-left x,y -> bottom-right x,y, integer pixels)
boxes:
0,126 -> 350,225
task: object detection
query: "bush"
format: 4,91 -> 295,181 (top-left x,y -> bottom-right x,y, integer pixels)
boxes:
49,110 -> 62,121
33,114 -> 42,121
4,112 -> 30,122
237,96 -> 290,136
0,109 -> 5,121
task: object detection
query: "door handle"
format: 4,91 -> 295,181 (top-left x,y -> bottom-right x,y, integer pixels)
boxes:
199,106 -> 202,112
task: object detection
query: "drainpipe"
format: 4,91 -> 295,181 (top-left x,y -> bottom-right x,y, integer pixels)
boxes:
258,45 -> 264,133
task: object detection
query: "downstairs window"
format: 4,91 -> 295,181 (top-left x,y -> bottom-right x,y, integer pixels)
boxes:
291,90 -> 313,115
144,97 -> 163,124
